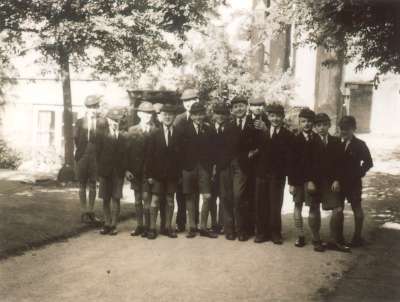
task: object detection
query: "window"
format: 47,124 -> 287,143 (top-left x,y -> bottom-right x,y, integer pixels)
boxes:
37,110 -> 55,147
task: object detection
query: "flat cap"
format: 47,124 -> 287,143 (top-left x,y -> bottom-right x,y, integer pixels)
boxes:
84,95 -> 102,107
230,95 -> 248,105
315,113 -> 331,124
249,96 -> 265,106
160,103 -> 177,113
298,108 -> 315,120
266,103 -> 284,115
189,102 -> 206,115
136,101 -> 154,113
213,103 -> 230,115
339,115 -> 357,129
106,106 -> 126,121
181,89 -> 199,101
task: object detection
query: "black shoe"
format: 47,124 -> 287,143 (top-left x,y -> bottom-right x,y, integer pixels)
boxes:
130,226 -> 144,236
254,235 -> 266,243
141,229 -> 149,238
147,229 -> 157,240
100,226 -> 111,235
176,225 -> 186,233
199,229 -> 218,238
167,230 -> 178,238
326,241 -> 351,253
350,237 -> 366,248
87,212 -> 101,225
186,228 -> 197,238
109,226 -> 118,236
238,233 -> 249,242
226,233 -> 236,240
272,234 -> 283,245
212,225 -> 223,234
295,236 -> 306,247
312,240 -> 326,252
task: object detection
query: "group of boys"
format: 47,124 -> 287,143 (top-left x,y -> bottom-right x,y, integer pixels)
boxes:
75,88 -> 373,252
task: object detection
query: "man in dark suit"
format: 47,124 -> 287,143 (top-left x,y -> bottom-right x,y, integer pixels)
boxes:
179,102 -> 217,239
74,95 -> 105,225
338,115 -> 373,247
314,113 -> 350,252
209,102 -> 232,234
253,103 -> 293,244
223,95 -> 254,241
96,106 -> 127,236
146,104 -> 181,239
125,102 -> 155,238
288,108 -> 324,251
174,89 -> 200,233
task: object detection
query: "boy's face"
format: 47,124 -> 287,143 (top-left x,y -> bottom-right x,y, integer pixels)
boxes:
137,111 -> 152,124
191,112 -> 205,125
299,117 -> 314,133
213,113 -> 227,125
315,121 -> 330,136
268,112 -> 284,128
161,112 -> 175,126
183,99 -> 198,112
340,127 -> 355,140
156,113 -> 162,122
231,103 -> 247,118
249,105 -> 263,116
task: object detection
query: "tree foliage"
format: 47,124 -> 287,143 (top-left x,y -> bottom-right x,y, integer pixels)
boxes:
274,0 -> 400,74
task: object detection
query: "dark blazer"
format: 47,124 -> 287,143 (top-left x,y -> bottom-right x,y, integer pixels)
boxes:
74,115 -> 106,161
96,123 -> 127,178
254,126 -> 294,178
313,134 -> 342,182
288,131 -> 320,186
225,115 -> 255,173
145,126 -> 180,181
125,124 -> 155,177
179,122 -> 214,172
174,112 -> 191,132
209,122 -> 236,171
338,136 -> 373,185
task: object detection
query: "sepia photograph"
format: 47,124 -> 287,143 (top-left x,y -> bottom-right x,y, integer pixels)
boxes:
0,0 -> 399,301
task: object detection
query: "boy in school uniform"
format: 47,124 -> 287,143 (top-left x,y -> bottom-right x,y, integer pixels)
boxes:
338,116 -> 373,247
146,104 -> 180,239
96,106 -> 127,236
74,94 -> 104,224
174,89 -> 200,233
253,103 -> 293,244
288,108 -> 324,251
209,102 -> 232,234
179,102 -> 218,239
125,102 -> 155,238
313,113 -> 351,252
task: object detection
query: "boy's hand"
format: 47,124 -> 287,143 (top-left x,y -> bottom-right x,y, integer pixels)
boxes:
306,181 -> 316,193
147,178 -> 154,185
331,180 -> 341,192
254,120 -> 267,131
125,171 -> 134,181
289,186 -> 296,195
248,149 -> 259,159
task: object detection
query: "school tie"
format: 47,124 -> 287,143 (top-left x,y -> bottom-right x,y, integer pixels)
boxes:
237,118 -> 243,130
271,127 -> 277,139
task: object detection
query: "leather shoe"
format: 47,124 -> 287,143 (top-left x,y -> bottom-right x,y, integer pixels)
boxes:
225,233 -> 236,240
254,235 -> 266,243
141,229 -> 149,238
167,230 -> 178,238
130,226 -> 144,236
109,226 -> 118,236
312,240 -> 326,252
147,229 -> 157,240
87,212 -> 101,225
295,236 -> 306,247
199,229 -> 218,238
238,233 -> 248,242
326,241 -> 351,253
272,235 -> 283,245
100,226 -> 111,235
186,228 -> 197,238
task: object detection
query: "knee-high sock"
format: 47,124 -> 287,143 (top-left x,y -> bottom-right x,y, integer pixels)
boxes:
165,195 -> 174,230
111,198 -> 120,227
88,182 -> 96,212
186,194 -> 196,230
134,192 -> 144,227
293,203 -> 304,237
103,198 -> 111,226
330,208 -> 344,242
79,184 -> 87,213
200,195 -> 211,230
308,206 -> 321,242
352,205 -> 364,239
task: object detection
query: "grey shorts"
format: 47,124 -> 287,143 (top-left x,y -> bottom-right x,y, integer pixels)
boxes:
131,176 -> 151,193
293,183 -> 316,206
75,153 -> 97,184
152,179 -> 177,195
182,164 -> 211,195
315,180 -> 342,210
99,172 -> 124,200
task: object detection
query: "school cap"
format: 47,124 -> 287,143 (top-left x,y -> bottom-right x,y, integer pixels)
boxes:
266,103 -> 285,115
160,103 -> 177,113
84,95 -> 102,107
249,96 -> 265,106
181,89 -> 199,101
230,95 -> 248,105
136,101 -> 154,113
107,106 -> 126,121
315,113 -> 331,123
339,115 -> 357,130
189,102 -> 206,115
298,108 -> 315,120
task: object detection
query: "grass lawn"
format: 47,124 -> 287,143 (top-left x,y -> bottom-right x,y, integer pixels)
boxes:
0,180 -> 135,259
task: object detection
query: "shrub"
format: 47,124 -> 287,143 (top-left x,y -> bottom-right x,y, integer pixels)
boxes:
0,140 -> 22,170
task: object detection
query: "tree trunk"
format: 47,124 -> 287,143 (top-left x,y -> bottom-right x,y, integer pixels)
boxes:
59,50 -> 74,168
